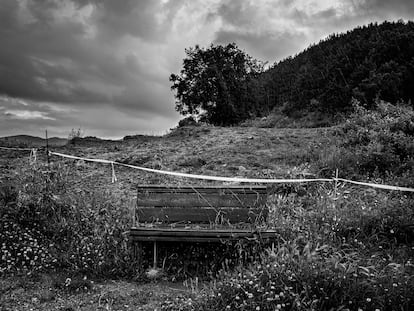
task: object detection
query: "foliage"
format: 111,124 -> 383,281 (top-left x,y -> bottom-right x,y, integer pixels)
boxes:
0,219 -> 54,274
169,242 -> 412,311
162,184 -> 414,311
317,101 -> 414,183
178,116 -> 198,127
170,43 -> 264,125
172,21 -> 414,126
257,20 -> 414,118
0,164 -> 137,276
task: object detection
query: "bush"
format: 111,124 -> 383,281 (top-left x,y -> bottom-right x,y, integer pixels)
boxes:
178,116 -> 198,127
317,101 -> 414,182
0,164 -> 137,276
68,128 -> 84,144
167,241 -> 413,311
162,184 -> 414,311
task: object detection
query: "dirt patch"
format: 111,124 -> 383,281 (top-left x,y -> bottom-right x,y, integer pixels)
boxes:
0,273 -> 192,311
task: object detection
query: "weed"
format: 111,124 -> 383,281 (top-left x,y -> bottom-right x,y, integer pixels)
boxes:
0,163 -> 137,277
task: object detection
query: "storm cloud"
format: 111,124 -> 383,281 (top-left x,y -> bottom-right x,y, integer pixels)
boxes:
0,0 -> 413,138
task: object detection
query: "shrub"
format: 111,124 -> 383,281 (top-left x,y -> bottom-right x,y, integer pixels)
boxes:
68,128 -> 84,144
164,183 -> 414,310
317,101 -> 414,182
162,183 -> 414,311
167,240 -> 413,311
0,163 -> 137,276
178,116 -> 198,127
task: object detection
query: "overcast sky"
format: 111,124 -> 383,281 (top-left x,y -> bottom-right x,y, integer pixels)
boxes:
1,0 -> 413,139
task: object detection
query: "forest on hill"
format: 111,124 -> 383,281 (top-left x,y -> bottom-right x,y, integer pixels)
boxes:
171,20 -> 414,126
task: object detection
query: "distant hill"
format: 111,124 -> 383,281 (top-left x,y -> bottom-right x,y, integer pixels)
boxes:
0,135 -> 67,147
256,20 -> 414,118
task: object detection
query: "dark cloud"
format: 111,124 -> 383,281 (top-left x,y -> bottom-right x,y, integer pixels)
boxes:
215,30 -> 307,62
285,0 -> 414,40
0,0 -> 177,111
352,0 -> 414,18
216,1 -> 258,28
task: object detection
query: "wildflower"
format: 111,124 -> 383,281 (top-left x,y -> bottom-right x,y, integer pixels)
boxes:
256,307 -> 260,311
392,283 -> 398,287
65,278 -> 71,287
366,298 -> 371,302
276,304 -> 282,310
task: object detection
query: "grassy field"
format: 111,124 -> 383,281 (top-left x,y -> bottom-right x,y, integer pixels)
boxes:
1,116 -> 413,310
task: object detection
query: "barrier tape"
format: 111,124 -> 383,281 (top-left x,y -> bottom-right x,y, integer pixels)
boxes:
49,151 -> 331,183
49,151 -> 414,192
335,178 -> 414,192
0,146 -> 34,151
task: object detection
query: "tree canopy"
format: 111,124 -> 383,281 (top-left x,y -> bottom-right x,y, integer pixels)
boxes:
170,43 -> 264,125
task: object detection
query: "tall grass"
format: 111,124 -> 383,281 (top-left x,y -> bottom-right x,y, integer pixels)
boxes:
162,184 -> 414,311
0,163 -> 137,276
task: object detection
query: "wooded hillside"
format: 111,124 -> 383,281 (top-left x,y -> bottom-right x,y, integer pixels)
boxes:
258,20 -> 414,118
171,21 -> 414,125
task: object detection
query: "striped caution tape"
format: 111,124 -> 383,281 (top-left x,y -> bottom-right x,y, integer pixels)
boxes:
49,151 -> 414,192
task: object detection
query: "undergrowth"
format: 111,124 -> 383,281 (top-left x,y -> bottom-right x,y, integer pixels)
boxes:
0,163 -> 137,277
317,101 -> 414,185
162,185 -> 414,311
